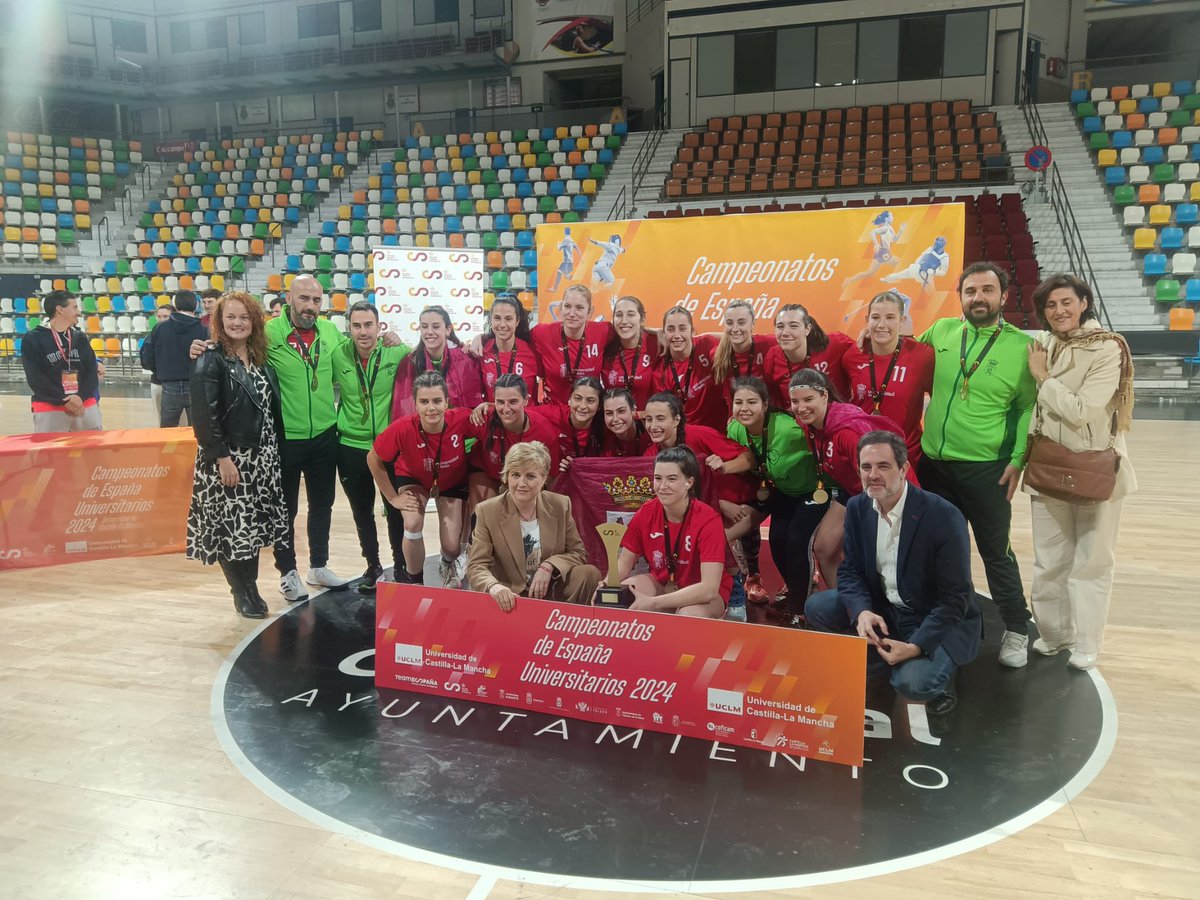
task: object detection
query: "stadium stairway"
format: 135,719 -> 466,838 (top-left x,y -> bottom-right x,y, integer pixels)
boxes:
591,129 -> 692,218
993,103 -> 1163,331
62,162 -> 174,274
240,149 -> 387,298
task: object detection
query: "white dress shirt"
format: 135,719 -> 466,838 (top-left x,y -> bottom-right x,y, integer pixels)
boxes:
873,483 -> 909,609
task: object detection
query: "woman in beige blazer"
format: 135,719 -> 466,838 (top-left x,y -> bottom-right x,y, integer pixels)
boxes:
1024,274 -> 1136,670
467,440 -> 601,611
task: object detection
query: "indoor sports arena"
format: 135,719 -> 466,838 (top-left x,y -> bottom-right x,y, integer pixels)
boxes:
0,1 -> 1195,897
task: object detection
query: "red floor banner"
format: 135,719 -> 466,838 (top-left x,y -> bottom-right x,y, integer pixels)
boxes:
0,427 -> 196,570
376,583 -> 866,766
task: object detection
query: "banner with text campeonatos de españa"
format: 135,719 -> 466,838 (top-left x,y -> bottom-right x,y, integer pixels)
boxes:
376,584 -> 866,767
536,204 -> 965,332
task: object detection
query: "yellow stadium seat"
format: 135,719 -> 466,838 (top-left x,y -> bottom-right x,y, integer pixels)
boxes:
1192,182 -> 1200,202
89,338 -> 103,354
1097,149 -> 1117,167
156,294 -> 171,307
106,277 -> 120,293
40,244 -> 57,262
27,297 -> 41,313
97,296 -> 112,313
582,179 -> 597,194
1148,204 -> 1172,225
415,234 -> 431,248
0,338 -> 14,357
150,276 -> 165,292
210,274 -> 225,290
1133,227 -> 1157,250
1152,82 -> 1171,97
201,257 -> 215,274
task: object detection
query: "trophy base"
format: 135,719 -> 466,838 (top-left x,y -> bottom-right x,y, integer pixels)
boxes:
594,585 -> 634,608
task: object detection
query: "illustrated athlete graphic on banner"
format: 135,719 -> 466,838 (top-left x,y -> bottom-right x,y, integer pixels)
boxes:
883,236 -> 952,296
551,227 -> 581,292
842,210 -> 907,292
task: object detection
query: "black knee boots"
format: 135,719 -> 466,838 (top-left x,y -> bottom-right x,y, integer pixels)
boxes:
219,557 -> 269,619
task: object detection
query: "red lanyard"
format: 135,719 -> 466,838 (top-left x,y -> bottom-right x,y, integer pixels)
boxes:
419,422 -> 447,489
51,329 -> 73,372
661,501 -> 692,584
869,344 -> 903,412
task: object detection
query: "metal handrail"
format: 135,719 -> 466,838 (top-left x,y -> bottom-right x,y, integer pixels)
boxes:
95,216 -> 109,256
1018,92 -> 1113,330
609,122 -> 667,220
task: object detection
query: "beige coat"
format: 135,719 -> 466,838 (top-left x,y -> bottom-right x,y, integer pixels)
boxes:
466,490 -> 590,594
1023,321 -> 1136,499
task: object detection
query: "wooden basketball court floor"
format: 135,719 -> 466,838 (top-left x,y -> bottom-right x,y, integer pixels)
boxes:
0,390 -> 1196,900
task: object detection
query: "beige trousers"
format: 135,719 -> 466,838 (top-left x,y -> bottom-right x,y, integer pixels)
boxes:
1030,494 -> 1125,657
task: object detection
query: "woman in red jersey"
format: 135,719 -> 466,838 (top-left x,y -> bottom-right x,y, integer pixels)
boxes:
839,290 -> 934,466
600,387 -> 651,457
601,295 -> 659,410
393,305 -> 485,417
762,303 -> 855,407
369,371 -> 482,587
789,368 -> 916,589
617,446 -> 731,618
529,284 -> 612,405
480,293 -> 541,403
467,373 -> 560,504
537,376 -> 606,474
653,305 -> 728,431
710,299 -> 776,399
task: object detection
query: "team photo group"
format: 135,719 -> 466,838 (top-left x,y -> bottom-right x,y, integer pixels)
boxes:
23,258 -> 1135,719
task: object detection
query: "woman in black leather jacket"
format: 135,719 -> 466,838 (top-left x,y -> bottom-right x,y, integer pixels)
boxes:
186,291 -> 289,618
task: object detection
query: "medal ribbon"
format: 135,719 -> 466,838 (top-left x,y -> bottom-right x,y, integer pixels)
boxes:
354,349 -> 382,423
50,328 -> 73,373
560,325 -> 586,385
290,328 -> 322,391
959,324 -> 1003,401
419,421 -> 447,491
661,500 -> 692,584
869,344 -> 903,412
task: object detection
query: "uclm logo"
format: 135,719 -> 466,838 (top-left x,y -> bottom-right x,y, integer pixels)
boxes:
393,643 -> 424,666
706,688 -> 744,716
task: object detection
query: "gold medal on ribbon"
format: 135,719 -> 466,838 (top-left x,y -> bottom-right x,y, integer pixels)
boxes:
812,484 -> 830,504
756,481 -> 770,502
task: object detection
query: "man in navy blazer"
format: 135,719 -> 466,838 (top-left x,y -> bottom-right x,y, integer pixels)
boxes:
806,430 -> 982,715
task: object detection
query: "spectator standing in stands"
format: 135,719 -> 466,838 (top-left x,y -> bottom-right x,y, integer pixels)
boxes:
1024,274 -> 1136,670
333,301 -> 411,592
144,305 -> 173,422
146,291 -> 209,427
806,431 -> 981,716
199,287 -> 221,331
916,262 -> 1037,667
21,289 -> 102,433
269,296 -> 285,318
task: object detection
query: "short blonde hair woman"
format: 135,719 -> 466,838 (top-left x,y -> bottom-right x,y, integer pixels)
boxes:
466,440 -> 600,611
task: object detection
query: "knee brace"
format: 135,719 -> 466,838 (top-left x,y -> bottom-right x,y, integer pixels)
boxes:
403,530 -> 424,541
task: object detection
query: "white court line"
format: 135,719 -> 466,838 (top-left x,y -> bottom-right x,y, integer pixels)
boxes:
465,874 -> 496,900
210,606 -> 1119,894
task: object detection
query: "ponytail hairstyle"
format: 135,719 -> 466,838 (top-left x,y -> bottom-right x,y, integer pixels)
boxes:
412,369 -> 449,400
569,375 -> 606,455
486,372 -> 529,452
485,293 -> 532,345
602,386 -> 645,439
658,304 -> 694,359
857,290 -> 909,349
712,299 -> 756,385
562,283 -> 593,312
788,367 -> 841,403
605,295 -> 646,357
413,305 -> 463,373
654,445 -> 702,500
776,303 -> 830,354
646,390 -> 686,449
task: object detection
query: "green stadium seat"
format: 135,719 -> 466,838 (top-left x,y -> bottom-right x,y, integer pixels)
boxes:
1156,278 -> 1181,302
1113,185 -> 1136,205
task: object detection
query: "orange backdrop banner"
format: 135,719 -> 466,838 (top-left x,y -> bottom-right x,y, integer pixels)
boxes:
0,427 -> 196,570
536,204 -> 965,333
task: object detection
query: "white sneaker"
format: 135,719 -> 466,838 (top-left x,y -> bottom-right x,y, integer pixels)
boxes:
279,570 -> 309,602
1032,637 -> 1071,656
306,566 -> 348,589
1067,651 -> 1098,670
455,550 -> 468,583
725,604 -> 748,623
998,630 -> 1029,668
438,557 -> 459,588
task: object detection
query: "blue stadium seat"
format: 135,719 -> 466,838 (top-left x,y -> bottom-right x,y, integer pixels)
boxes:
521,249 -> 537,268
1161,227 -> 1185,250
1105,167 -> 1128,186
1174,80 -> 1193,97
1142,146 -> 1165,165
336,236 -> 351,253
517,182 -> 533,198
516,231 -> 534,250
1083,117 -> 1103,133
1071,89 -> 1088,104
102,261 -> 117,276
614,123 -> 628,135
529,270 -> 538,290
186,258 -> 201,274
286,208 -> 301,224
427,201 -> 444,216
572,195 -> 590,212
349,272 -> 367,291
1186,279 -> 1200,303
1112,131 -> 1133,149
112,296 -> 126,313
286,254 -> 301,271
322,221 -> 337,236
1138,97 -> 1159,113
445,216 -> 462,233
381,235 -> 399,246
13,297 -> 26,313
495,215 -> 512,231
1144,253 -> 1168,276
1176,203 -> 1199,226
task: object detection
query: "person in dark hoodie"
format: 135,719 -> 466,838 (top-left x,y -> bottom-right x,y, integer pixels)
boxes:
142,290 -> 210,427
21,289 -> 101,433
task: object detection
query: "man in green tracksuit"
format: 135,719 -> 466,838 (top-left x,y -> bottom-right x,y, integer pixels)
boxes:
918,261 -> 1036,668
333,301 -> 411,592
265,275 -> 350,601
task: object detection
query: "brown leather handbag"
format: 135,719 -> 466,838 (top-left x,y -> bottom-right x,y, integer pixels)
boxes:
1023,409 -> 1120,505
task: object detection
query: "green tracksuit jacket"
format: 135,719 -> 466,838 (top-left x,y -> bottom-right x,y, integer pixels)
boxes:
918,317 -> 1036,467
332,340 -> 411,450
265,307 -> 348,441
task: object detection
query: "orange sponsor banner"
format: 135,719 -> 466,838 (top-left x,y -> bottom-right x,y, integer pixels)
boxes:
536,205 -> 965,333
0,427 -> 196,570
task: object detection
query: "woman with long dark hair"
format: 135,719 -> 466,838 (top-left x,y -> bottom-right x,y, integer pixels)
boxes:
467,372 -> 560,505
480,293 -> 540,402
187,292 -> 288,618
601,295 -> 659,410
726,376 -> 823,617
789,368 -> 915,589
600,387 -> 651,457
839,290 -> 934,465
392,305 -> 485,416
653,305 -> 728,431
616,446 -> 731,618
537,375 -> 606,473
762,303 -> 855,407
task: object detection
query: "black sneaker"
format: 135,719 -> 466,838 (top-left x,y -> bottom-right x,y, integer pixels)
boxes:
358,564 -> 384,593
